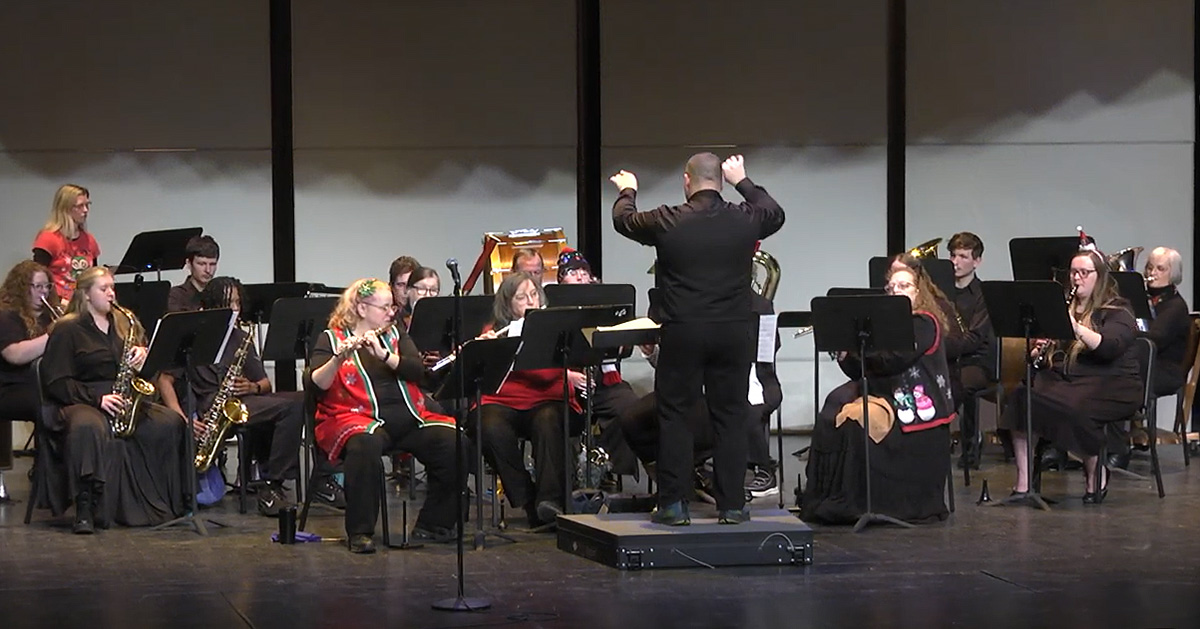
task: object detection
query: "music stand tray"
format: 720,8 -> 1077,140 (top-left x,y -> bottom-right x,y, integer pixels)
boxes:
869,257 -> 956,297
981,280 -> 1076,511
544,284 -> 637,313
115,280 -> 171,334
261,297 -> 338,364
811,294 -> 916,532
113,228 -> 204,277
410,296 -> 494,355
1009,237 -> 1080,283
828,287 -> 886,297
241,282 -> 313,326
142,308 -> 237,536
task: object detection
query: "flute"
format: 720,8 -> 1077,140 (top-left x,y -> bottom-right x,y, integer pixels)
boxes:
431,321 -> 516,372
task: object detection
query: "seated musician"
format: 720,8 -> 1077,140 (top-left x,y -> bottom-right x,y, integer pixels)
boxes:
476,271 -> 583,527
1000,250 -> 1141,504
1142,247 -> 1190,398
32,184 -> 100,307
512,248 -> 547,285
0,261 -> 56,492
945,232 -> 998,469
388,255 -> 421,319
555,249 -> 641,484
166,235 -> 220,313
402,266 -> 445,369
309,278 -> 462,553
40,266 -> 189,533
801,267 -> 954,524
157,277 -> 304,517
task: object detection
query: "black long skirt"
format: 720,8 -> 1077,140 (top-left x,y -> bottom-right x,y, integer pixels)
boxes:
801,381 -> 950,525
998,371 -> 1141,457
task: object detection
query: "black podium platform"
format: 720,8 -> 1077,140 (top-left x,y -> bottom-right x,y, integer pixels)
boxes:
557,509 -> 813,570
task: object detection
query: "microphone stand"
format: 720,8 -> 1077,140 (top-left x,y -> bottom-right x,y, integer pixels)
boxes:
434,259 -> 491,612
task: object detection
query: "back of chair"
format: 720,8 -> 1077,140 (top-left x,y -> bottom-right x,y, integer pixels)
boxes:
1179,318 -> 1200,422
1137,337 -> 1156,410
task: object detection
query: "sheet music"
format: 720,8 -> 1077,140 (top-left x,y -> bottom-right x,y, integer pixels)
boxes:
757,314 -> 778,362
508,317 -> 524,338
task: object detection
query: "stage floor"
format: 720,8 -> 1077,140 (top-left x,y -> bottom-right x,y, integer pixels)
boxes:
2,436 -> 1199,628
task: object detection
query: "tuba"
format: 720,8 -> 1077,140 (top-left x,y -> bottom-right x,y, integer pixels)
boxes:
1106,246 -> 1143,272
194,324 -> 254,472
752,250 -> 781,301
110,304 -> 156,438
908,238 -> 942,259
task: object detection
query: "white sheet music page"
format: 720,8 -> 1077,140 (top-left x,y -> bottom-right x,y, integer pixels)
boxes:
757,314 -> 778,362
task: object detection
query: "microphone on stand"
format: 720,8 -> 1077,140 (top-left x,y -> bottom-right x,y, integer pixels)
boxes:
446,258 -> 462,286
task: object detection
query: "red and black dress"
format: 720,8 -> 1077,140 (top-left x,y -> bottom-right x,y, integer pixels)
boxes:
311,325 -> 460,537
802,310 -> 955,525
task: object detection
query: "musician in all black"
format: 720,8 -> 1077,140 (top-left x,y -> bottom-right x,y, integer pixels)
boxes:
157,277 -> 305,516
40,266 -> 189,533
166,234 -> 220,313
945,232 -> 998,469
1142,247 -> 1190,398
0,261 -> 55,494
611,153 -> 785,525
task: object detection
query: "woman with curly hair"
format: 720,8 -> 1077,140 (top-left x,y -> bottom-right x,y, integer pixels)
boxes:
0,261 -> 56,492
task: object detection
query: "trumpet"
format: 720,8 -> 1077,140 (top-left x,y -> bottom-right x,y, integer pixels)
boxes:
40,295 -> 64,320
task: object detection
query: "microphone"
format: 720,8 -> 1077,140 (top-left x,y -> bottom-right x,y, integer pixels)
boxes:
446,258 -> 462,285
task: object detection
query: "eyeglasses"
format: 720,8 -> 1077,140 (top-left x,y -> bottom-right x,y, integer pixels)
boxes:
885,281 -> 915,294
31,283 -> 53,291
513,292 -> 540,304
409,285 -> 439,297
362,301 -> 397,314
1069,268 -> 1097,278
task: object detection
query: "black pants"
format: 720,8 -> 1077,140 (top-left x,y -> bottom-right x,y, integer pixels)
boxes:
342,422 -> 461,537
956,364 -> 992,459
746,404 -> 774,469
619,392 -> 713,467
241,392 -> 304,482
478,402 -> 571,510
588,380 -> 641,476
0,383 -> 38,471
656,320 -> 753,511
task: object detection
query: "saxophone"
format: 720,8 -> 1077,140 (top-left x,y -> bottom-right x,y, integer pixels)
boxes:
110,304 -> 156,437
194,324 -> 254,472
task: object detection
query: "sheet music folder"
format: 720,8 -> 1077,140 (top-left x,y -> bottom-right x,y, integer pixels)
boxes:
583,317 -> 660,349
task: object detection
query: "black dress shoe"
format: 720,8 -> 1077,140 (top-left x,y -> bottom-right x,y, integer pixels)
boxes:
73,491 -> 95,535
348,534 -> 376,554
1082,487 -> 1108,505
1106,451 -> 1130,470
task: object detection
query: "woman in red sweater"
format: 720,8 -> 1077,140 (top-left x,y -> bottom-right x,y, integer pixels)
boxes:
32,184 -> 100,304
478,271 -> 585,527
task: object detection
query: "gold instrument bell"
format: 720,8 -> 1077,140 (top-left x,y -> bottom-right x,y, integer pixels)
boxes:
648,249 -> 782,301
908,238 -> 942,259
482,227 -> 568,293
1106,246 -> 1143,272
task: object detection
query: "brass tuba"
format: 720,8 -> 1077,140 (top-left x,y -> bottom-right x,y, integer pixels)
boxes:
908,237 -> 942,259
110,304 -> 156,438
752,250 -> 781,301
1106,246 -> 1143,272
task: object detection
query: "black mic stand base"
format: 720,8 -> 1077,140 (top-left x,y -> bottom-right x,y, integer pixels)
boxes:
852,511 -> 915,533
433,596 -> 492,612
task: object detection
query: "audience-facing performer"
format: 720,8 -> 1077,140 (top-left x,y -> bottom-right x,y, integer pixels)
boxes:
612,153 -> 785,525
945,232 -> 998,469
32,184 -> 100,303
157,277 -> 304,516
1000,250 -> 1141,503
166,235 -> 220,313
40,267 -> 189,533
1142,247 -> 1190,398
389,255 -> 421,318
512,248 -> 547,285
310,279 -> 461,553
477,271 -> 583,527
801,267 -> 954,524
0,261 -> 55,488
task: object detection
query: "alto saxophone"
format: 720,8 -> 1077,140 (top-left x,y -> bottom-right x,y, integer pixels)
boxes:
110,304 -> 156,437
195,324 -> 254,472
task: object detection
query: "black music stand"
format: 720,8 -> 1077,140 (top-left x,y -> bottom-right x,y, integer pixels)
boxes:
241,282 -> 312,325
1112,272 -> 1154,322
1009,237 -> 1080,284
545,283 -> 637,311
409,296 -> 494,355
514,306 -> 629,515
143,308 -> 238,536
870,257 -> 956,297
981,281 -> 1075,511
115,280 -> 170,333
829,287 -> 886,297
777,310 -> 813,512
112,227 -> 204,281
261,297 -> 337,367
811,294 -> 916,532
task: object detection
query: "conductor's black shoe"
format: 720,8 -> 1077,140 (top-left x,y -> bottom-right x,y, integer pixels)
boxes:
650,500 -> 690,526
73,491 -> 95,535
717,508 -> 751,524
348,534 -> 376,554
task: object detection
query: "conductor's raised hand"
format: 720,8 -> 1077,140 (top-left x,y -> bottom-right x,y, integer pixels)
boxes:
722,155 -> 746,185
609,170 -> 638,192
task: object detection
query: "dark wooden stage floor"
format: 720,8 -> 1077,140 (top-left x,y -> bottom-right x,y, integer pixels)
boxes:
2,436 -> 1199,628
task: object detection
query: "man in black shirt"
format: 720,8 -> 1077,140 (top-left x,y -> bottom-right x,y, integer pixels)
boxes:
166,235 -> 219,313
946,232 -> 997,469
612,153 -> 784,524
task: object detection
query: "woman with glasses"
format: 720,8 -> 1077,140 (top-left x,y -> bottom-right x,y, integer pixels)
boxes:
32,184 -> 101,304
0,261 -> 56,494
1000,250 -> 1141,504
476,271 -> 584,528
801,267 -> 955,525
309,278 -> 463,553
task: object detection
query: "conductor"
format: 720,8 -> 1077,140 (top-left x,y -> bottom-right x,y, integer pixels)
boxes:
611,153 -> 785,524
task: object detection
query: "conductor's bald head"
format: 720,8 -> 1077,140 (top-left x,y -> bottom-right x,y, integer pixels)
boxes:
684,152 -> 723,197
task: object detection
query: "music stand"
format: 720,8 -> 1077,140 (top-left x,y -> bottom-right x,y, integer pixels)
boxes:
545,283 -> 637,311
143,308 -> 238,536
981,281 -> 1076,511
777,310 -> 814,512
828,287 -> 886,297
261,297 -> 337,366
241,283 -> 313,325
112,227 -> 204,281
1009,237 -> 1080,284
514,305 -> 630,514
870,257 -> 956,297
1111,272 -> 1153,322
409,296 -> 494,355
115,280 -> 170,333
811,294 -> 916,532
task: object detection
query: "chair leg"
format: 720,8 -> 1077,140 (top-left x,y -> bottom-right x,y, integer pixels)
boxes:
946,449 -> 956,513
23,432 -> 41,525
379,468 -> 391,548
237,432 -> 249,515
297,460 -> 322,531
